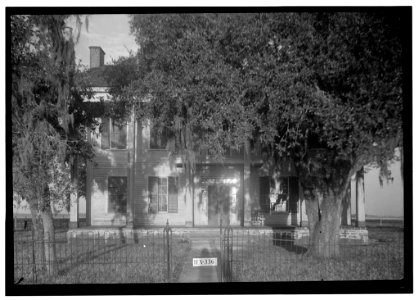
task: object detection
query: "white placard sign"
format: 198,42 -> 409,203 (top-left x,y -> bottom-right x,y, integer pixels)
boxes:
193,258 -> 217,267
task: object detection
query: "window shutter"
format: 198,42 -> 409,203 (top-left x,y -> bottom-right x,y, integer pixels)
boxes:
148,177 -> 159,213
168,177 -> 178,213
160,127 -> 169,149
159,178 -> 168,212
111,121 -> 127,149
289,177 -> 299,213
150,124 -> 159,149
101,119 -> 110,149
259,176 -> 270,213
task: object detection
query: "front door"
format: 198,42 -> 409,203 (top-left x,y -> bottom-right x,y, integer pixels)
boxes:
208,185 -> 230,226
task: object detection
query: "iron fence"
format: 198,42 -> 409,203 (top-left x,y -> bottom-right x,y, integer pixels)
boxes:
220,227 -> 404,282
14,223 -> 404,284
13,217 -> 87,231
13,224 -> 190,284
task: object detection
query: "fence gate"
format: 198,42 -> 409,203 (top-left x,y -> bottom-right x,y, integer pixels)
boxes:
220,225 -> 233,282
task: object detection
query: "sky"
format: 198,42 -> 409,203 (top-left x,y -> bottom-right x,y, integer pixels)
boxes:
64,14 -> 404,218
67,14 -> 138,67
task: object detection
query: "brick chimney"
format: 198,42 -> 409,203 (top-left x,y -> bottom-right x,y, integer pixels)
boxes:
89,46 -> 105,68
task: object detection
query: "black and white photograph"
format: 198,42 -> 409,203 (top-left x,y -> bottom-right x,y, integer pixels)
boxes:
5,4 -> 413,296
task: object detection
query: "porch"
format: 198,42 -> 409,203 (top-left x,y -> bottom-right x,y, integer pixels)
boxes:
66,225 -> 368,243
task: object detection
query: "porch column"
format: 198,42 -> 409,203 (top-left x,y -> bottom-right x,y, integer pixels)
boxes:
69,158 -> 79,229
243,141 -> 252,227
85,127 -> 93,226
126,151 -> 134,228
86,159 -> 92,226
185,164 -> 194,227
298,181 -> 304,227
69,194 -> 79,228
126,114 -> 136,228
341,186 -> 352,226
355,167 -> 366,227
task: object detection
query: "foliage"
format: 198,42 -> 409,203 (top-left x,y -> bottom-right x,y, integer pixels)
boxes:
11,14 -> 95,213
118,13 -> 403,171
101,54 -> 140,122
106,13 -> 404,254
120,14 -> 253,161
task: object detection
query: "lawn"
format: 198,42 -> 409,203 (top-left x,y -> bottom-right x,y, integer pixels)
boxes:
14,226 -> 404,283
14,230 -> 191,284
227,227 -> 404,282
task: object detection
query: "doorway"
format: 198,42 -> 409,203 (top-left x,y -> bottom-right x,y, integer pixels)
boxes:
208,185 -> 230,226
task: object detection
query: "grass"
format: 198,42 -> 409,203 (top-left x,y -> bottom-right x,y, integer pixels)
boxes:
14,231 -> 191,284
14,225 -> 404,283
228,227 -> 404,282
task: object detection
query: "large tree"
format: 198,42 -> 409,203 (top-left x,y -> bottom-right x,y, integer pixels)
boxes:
110,12 -> 404,257
11,14 -> 95,274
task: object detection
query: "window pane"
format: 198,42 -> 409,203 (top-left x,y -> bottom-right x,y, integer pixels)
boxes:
101,119 -> 110,149
149,195 -> 158,213
278,178 -> 288,196
159,195 -> 168,212
289,177 -> 299,213
168,177 -> 178,213
259,176 -> 270,213
108,194 -> 118,213
109,177 -> 127,189
149,176 -> 169,212
159,178 -> 168,195
111,121 -> 127,149
118,194 -> 127,212
108,177 -> 127,214
149,177 -> 159,195
150,124 -> 168,149
150,125 -> 159,149
275,178 -> 289,212
148,177 -> 159,213
230,146 -> 244,156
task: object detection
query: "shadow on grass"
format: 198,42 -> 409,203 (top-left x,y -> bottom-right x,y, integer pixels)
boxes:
171,238 -> 191,282
272,231 -> 308,255
56,242 -> 128,277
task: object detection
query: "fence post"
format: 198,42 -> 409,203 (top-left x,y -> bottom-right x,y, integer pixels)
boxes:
163,219 -> 172,282
228,227 -> 233,281
220,218 -> 223,282
31,225 -> 37,283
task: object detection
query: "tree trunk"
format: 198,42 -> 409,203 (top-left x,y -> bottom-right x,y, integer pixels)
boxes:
308,189 -> 343,258
69,157 -> 79,228
304,189 -> 322,242
29,202 -> 46,274
29,203 -> 43,240
184,161 -> 194,227
40,206 -> 57,276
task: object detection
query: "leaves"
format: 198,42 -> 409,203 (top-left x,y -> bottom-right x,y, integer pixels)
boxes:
12,14 -> 96,211
107,13 -> 403,188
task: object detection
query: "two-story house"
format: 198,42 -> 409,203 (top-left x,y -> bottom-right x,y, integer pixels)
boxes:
70,46 -> 367,231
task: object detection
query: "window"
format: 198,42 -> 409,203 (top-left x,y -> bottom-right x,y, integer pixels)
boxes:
225,145 -> 245,157
108,177 -> 127,214
148,176 -> 178,213
288,177 -> 299,213
101,118 -> 127,149
259,176 -> 299,214
150,124 -> 169,150
259,176 -> 272,213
